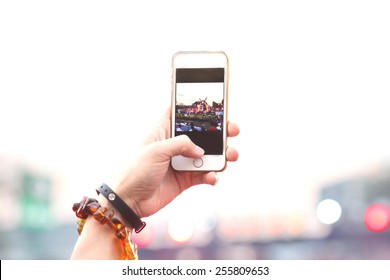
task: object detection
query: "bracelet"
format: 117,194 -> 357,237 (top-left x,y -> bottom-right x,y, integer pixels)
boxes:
72,196 -> 138,260
96,183 -> 146,233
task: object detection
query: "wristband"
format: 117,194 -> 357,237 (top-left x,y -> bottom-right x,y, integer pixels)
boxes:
96,183 -> 146,233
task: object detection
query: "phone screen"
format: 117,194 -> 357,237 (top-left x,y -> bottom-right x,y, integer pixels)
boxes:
174,68 -> 225,155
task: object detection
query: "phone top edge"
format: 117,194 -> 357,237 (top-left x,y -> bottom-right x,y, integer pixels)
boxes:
172,51 -> 229,69
173,50 -> 228,55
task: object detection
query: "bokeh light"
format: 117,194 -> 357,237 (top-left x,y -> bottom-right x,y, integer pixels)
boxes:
316,199 -> 342,225
168,215 -> 195,244
364,204 -> 390,233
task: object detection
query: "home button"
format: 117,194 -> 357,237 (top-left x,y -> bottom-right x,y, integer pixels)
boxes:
193,158 -> 203,168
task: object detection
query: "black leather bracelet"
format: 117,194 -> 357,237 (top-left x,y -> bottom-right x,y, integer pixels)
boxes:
96,183 -> 146,233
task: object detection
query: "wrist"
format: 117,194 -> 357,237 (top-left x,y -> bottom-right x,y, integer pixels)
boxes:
96,195 -> 135,231
114,182 -> 143,218
71,216 -> 124,260
96,183 -> 146,233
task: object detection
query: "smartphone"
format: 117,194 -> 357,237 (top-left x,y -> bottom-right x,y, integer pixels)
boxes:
171,51 -> 229,171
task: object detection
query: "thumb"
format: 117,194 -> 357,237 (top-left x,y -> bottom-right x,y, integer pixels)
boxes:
159,135 -> 204,158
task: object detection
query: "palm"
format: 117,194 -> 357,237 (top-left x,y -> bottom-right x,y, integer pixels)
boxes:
117,108 -> 239,218
135,110 -> 211,217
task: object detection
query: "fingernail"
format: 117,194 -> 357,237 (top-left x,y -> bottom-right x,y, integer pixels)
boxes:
195,145 -> 205,155
214,173 -> 219,185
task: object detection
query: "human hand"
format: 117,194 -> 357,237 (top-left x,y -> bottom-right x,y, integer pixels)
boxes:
114,108 -> 239,218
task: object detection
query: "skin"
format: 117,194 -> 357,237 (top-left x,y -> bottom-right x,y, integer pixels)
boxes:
71,108 -> 239,259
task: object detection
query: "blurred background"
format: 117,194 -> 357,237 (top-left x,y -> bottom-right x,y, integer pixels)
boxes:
1,0 -> 390,259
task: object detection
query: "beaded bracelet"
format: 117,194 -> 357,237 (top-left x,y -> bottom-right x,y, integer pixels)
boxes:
72,196 -> 138,260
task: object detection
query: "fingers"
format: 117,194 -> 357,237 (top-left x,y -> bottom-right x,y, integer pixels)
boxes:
157,134 -> 204,158
227,121 -> 240,137
183,171 -> 219,188
202,172 -> 219,186
162,134 -> 238,162
226,146 -> 239,162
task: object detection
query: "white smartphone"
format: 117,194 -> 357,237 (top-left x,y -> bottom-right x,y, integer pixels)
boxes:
171,51 -> 229,171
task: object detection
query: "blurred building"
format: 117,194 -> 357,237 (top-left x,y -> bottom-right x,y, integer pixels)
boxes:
1,154 -> 390,260
135,163 -> 390,260
0,156 -> 77,259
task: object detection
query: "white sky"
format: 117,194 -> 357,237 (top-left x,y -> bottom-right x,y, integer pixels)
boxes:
176,83 -> 223,106
1,0 -> 390,237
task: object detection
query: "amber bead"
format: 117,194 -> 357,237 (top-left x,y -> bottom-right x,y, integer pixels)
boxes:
86,201 -> 100,214
93,207 -> 114,225
76,218 -> 86,235
72,196 -> 138,260
112,218 -> 127,240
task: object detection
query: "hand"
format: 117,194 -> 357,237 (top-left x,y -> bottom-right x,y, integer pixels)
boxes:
115,108 -> 240,218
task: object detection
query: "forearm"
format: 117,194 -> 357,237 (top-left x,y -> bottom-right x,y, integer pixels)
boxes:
70,196 -> 137,260
70,216 -> 125,259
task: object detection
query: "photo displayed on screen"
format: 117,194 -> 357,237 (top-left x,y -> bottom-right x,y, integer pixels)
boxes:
175,68 -> 225,155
